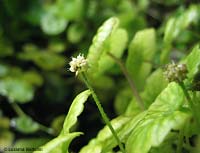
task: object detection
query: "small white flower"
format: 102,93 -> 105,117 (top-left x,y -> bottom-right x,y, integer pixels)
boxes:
69,54 -> 87,76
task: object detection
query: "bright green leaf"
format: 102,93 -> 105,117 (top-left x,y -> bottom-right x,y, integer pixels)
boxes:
98,28 -> 128,74
126,83 -> 191,153
34,132 -> 82,153
63,90 -> 91,134
141,69 -> 168,108
87,17 -> 119,74
184,45 -> 200,82
126,28 -> 156,90
80,116 -> 131,153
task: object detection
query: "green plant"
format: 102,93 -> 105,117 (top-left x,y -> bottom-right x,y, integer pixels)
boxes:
34,13 -> 200,152
1,1 -> 200,153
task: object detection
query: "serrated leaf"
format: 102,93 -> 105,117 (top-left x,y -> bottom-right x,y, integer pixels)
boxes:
87,17 -> 119,74
126,83 -> 191,153
0,78 -> 34,103
126,28 -> 156,90
34,132 -> 82,153
63,90 -> 91,134
13,116 -> 40,134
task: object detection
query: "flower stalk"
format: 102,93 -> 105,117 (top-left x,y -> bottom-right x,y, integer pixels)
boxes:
69,54 -> 125,153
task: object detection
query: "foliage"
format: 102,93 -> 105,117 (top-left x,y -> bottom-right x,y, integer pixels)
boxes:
0,0 -> 200,153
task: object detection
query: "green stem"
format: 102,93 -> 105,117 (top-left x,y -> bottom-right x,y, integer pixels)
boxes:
178,82 -> 194,108
39,123 -> 55,135
107,52 -> 145,110
10,102 -> 26,116
81,72 -> 126,153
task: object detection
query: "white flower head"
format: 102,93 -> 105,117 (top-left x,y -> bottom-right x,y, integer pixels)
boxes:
69,54 -> 88,76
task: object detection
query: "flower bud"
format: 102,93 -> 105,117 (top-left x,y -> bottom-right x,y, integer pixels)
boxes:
163,62 -> 188,82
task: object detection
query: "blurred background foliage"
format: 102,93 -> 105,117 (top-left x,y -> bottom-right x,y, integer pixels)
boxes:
0,0 -> 200,152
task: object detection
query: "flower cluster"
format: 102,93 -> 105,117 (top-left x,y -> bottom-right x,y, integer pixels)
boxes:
163,62 -> 188,82
69,54 -> 87,76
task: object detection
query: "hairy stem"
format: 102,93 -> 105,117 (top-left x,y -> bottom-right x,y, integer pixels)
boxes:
81,72 -> 126,153
107,52 -> 145,110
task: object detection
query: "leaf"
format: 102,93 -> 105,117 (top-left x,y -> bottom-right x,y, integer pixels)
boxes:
87,17 -> 119,74
98,28 -> 128,74
56,0 -> 83,20
126,28 -> 156,90
164,5 -> 198,44
6,138 -> 49,153
12,116 -> 40,134
114,87 -> 132,115
0,78 -> 34,103
18,44 -> 65,70
80,116 -> 131,153
34,132 -> 82,153
63,90 -> 91,134
0,130 -> 14,148
184,45 -> 200,82
126,83 -> 191,153
22,71 -> 43,87
67,23 -> 86,43
41,6 -> 67,35
141,69 -> 168,108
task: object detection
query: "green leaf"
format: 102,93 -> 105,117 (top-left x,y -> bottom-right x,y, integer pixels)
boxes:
6,138 -> 49,153
18,44 -> 65,70
0,78 -> 34,103
12,116 -> 40,134
80,116 -> 131,153
41,7 -> 67,35
0,130 -> 14,148
56,0 -> 83,20
98,28 -> 128,74
164,5 -> 198,44
63,90 -> 91,134
22,71 -> 43,87
34,132 -> 82,153
114,87 -> 132,115
67,23 -> 86,43
141,69 -> 168,108
126,28 -> 156,90
184,45 -> 200,82
87,17 -> 119,74
126,83 -> 191,153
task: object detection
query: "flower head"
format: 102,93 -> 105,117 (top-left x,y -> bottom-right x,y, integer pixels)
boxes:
69,54 -> 88,76
163,61 -> 188,82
